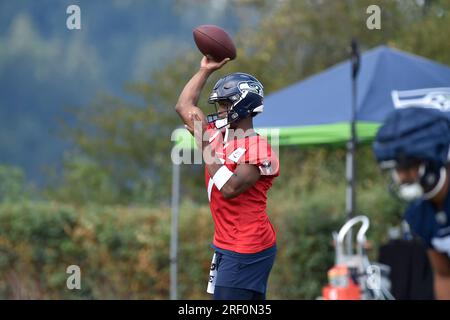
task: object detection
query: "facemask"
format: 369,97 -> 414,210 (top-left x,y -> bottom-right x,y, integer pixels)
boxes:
392,164 -> 447,201
207,109 -> 239,130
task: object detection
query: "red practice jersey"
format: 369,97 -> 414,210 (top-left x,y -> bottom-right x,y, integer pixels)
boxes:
204,125 -> 280,254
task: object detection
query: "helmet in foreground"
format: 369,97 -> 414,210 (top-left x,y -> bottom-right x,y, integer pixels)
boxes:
373,107 -> 450,201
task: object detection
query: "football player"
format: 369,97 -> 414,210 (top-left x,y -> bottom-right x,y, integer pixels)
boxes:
373,107 -> 450,299
175,56 -> 279,300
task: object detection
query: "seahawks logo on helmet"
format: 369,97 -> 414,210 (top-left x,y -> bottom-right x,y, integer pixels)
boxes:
239,82 -> 263,96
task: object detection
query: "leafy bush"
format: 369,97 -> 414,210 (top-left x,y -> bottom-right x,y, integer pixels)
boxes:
0,202 -> 171,299
0,146 -> 404,299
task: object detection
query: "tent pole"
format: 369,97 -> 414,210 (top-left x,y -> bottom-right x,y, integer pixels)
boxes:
347,39 -> 360,220
345,39 -> 360,253
170,156 -> 180,300
346,141 -> 355,220
345,139 -> 355,254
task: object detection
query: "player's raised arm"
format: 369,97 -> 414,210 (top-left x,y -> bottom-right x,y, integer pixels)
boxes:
175,56 -> 229,135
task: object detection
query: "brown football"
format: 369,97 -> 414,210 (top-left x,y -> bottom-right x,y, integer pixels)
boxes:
193,25 -> 237,62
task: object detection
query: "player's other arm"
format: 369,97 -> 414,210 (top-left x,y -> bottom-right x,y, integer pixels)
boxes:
175,56 -> 229,135
427,249 -> 450,299
203,140 -> 278,199
221,164 -> 260,199
204,153 -> 260,199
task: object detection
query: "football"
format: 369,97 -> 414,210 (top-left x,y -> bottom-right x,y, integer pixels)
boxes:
193,25 -> 237,62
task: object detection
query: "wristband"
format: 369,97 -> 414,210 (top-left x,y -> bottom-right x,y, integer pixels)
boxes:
212,166 -> 233,190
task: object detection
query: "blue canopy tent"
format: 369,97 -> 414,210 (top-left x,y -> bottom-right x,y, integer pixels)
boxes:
255,45 -> 450,143
254,45 -> 450,224
170,45 -> 450,299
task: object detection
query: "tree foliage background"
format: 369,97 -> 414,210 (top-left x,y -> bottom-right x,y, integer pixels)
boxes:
1,0 -> 450,299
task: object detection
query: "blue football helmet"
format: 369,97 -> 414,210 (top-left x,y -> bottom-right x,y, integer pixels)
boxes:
373,107 -> 450,201
207,72 -> 264,129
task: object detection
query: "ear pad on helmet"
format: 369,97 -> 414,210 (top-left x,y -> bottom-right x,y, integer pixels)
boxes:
419,162 -> 441,193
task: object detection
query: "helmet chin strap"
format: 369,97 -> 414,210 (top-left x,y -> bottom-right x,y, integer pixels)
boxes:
398,183 -> 424,201
214,117 -> 229,129
223,127 -> 229,143
392,170 -> 423,201
213,109 -> 240,130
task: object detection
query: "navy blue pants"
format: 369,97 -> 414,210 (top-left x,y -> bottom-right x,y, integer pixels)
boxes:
211,244 -> 276,300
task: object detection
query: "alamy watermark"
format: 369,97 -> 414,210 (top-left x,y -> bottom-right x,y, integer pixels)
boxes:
170,120 -> 280,165
366,5 -> 381,30
66,265 -> 81,290
66,5 -> 81,30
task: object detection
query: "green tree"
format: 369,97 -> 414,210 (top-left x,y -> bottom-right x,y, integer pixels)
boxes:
54,0 -> 449,210
19,0 -> 450,299
393,0 -> 450,65
0,165 -> 27,202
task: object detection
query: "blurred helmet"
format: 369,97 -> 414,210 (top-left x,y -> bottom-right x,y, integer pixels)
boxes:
373,107 -> 450,201
207,72 -> 264,129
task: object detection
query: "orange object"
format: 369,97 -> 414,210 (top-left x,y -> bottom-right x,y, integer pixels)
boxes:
322,282 -> 361,300
322,265 -> 361,300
